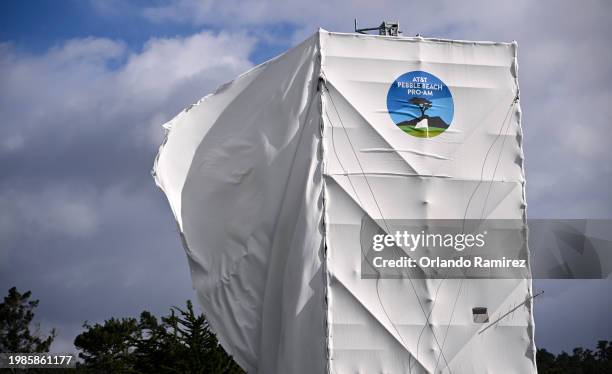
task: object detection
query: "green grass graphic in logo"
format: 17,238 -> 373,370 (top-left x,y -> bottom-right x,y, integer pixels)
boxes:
397,125 -> 447,138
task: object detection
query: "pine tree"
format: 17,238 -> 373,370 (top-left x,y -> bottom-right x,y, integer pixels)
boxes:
73,316 -> 140,372
160,301 -> 243,373
74,301 -> 244,373
0,287 -> 55,353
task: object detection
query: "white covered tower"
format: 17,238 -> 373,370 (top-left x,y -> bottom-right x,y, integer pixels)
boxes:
153,29 -> 535,373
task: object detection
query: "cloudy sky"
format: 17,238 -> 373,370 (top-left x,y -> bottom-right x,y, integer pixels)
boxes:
1,0 -> 611,355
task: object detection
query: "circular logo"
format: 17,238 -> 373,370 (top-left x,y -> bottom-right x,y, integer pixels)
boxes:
386,71 -> 454,138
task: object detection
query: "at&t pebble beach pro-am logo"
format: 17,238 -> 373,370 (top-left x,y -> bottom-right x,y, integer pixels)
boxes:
386,71 -> 454,138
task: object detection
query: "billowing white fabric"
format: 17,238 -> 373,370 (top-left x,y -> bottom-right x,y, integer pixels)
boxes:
153,29 -> 535,373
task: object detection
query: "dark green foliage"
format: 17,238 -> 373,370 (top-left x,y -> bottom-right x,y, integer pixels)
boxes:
4,287 -> 611,373
537,341 -> 612,374
158,301 -> 243,373
1,287 -> 243,373
0,287 -> 55,353
74,301 -> 244,374
73,316 -> 141,372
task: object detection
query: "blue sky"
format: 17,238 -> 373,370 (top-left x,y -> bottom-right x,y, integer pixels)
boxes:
1,1 -> 293,66
1,0 -> 611,356
2,1 -> 168,51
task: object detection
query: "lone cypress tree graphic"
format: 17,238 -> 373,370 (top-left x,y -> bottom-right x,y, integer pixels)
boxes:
410,97 -> 432,119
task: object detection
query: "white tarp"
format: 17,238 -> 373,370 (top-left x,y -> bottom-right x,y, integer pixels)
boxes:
153,29 -> 536,373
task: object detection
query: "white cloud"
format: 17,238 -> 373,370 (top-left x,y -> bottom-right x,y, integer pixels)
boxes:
0,30 -> 255,250
142,0 -> 313,26
115,32 -> 254,112
48,37 -> 126,64
0,31 -> 254,147
0,185 -> 99,239
1,134 -> 24,152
